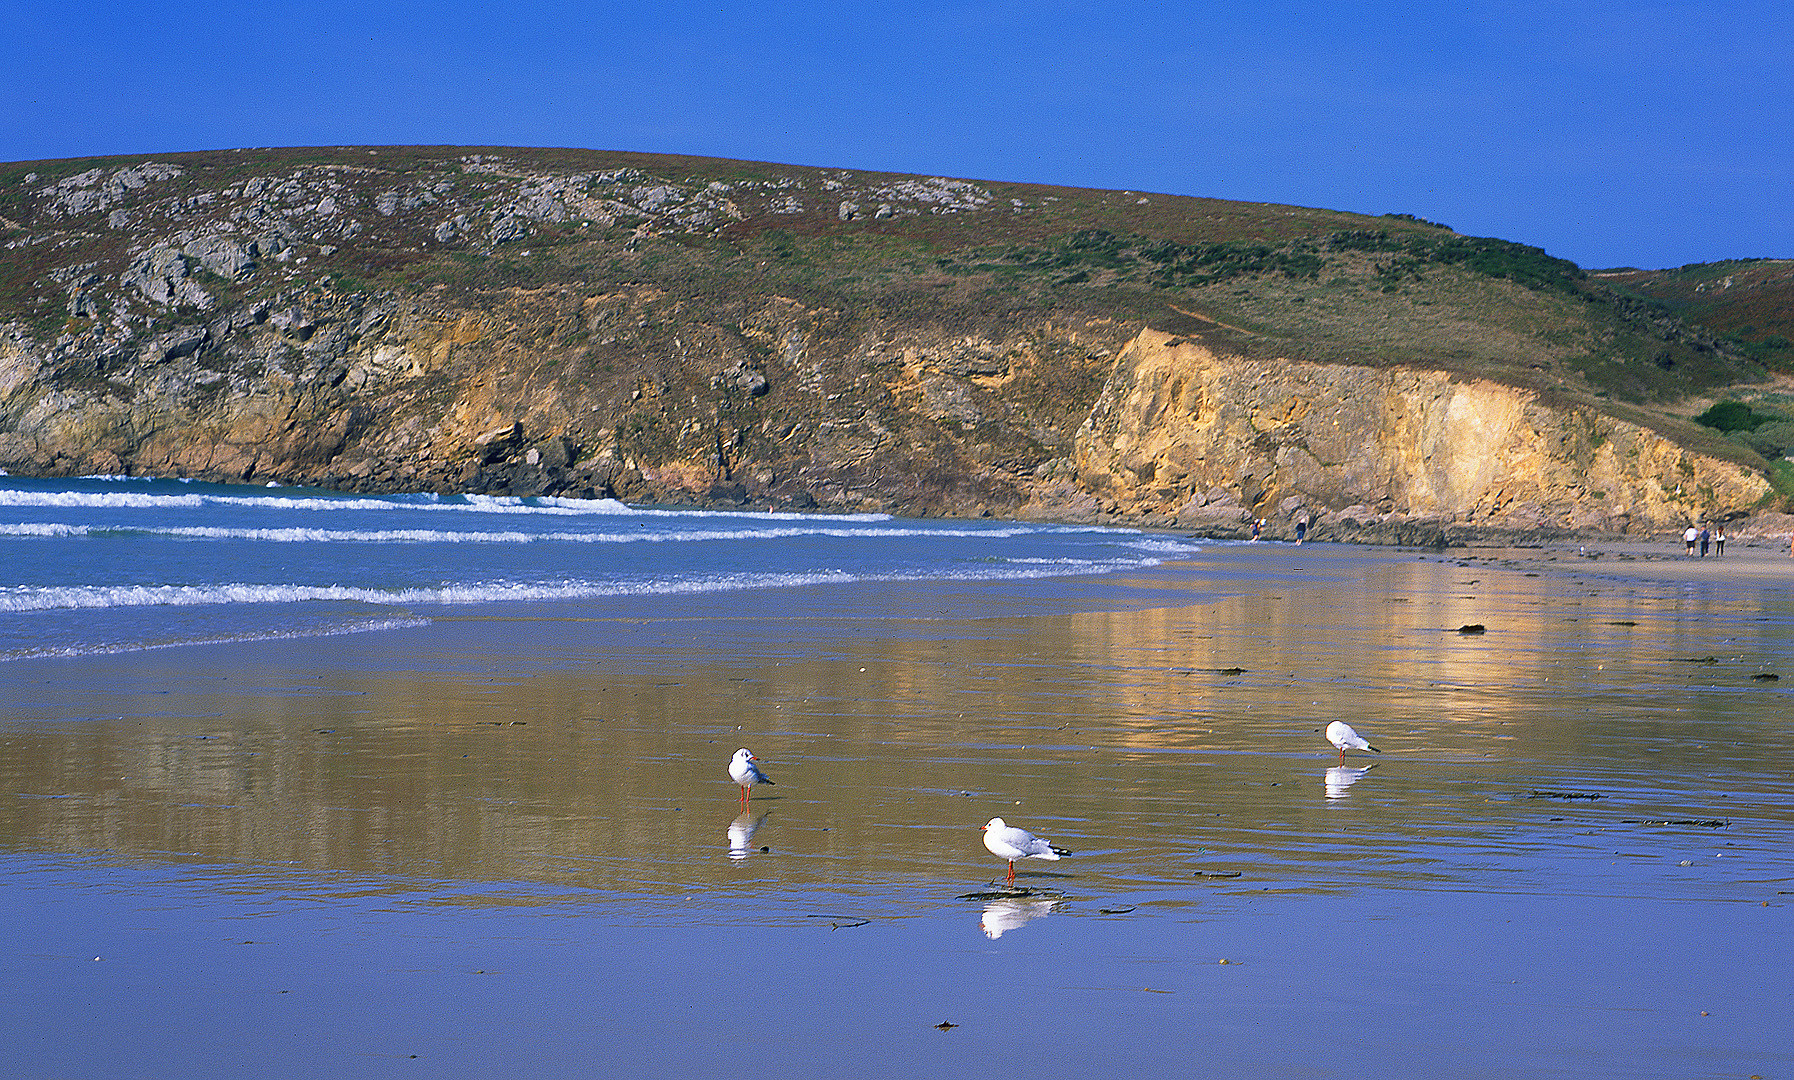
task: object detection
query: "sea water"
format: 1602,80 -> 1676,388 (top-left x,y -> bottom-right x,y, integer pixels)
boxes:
0,475 -> 1198,660
1,476 -> 1790,1077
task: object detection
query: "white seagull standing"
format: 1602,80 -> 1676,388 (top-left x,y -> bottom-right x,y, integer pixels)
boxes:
1325,721 -> 1381,765
981,817 -> 1069,884
729,748 -> 775,807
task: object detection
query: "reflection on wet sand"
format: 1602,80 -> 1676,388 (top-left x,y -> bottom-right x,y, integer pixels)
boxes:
981,896 -> 1059,939
1,543 -> 1790,904
1325,765 -> 1374,800
728,810 -> 768,860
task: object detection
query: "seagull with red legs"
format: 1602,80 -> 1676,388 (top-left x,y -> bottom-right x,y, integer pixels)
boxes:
1325,721 -> 1381,765
981,817 -> 1069,884
729,748 -> 774,807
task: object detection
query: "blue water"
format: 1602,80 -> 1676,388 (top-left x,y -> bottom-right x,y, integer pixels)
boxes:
0,475 -> 1201,660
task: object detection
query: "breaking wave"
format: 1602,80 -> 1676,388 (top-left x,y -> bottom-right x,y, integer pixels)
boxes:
0,616 -> 432,662
1,520 -> 1133,546
0,555 -> 1162,613
0,487 -> 902,521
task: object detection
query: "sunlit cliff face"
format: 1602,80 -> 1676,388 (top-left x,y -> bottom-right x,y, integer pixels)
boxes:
1074,330 -> 1769,532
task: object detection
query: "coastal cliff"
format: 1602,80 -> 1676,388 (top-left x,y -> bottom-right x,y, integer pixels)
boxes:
0,146 -> 1780,538
1069,330 -> 1770,542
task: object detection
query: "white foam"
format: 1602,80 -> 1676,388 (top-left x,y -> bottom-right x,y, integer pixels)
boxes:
0,484 -> 1176,546
0,519 -> 1124,546
0,486 -> 914,526
0,523 -> 90,537
0,552 -> 1158,612
1124,537 -> 1205,555
0,488 -> 634,515
0,490 -> 205,509
0,616 -> 431,662
0,574 -> 845,612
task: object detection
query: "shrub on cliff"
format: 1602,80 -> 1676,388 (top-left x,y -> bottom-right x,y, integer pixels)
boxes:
1695,400 -> 1769,433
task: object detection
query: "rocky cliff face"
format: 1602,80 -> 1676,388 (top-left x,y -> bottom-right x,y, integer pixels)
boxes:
0,148 -> 1775,538
1067,330 -> 1770,541
0,277 -> 1129,516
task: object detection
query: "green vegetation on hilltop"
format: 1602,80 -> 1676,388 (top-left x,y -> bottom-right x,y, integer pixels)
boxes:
911,225 -> 1757,405
0,144 -> 1777,460
1600,259 -> 1794,372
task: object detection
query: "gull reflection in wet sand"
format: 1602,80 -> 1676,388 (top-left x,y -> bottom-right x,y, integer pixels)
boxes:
981,897 -> 1059,939
1324,764 -> 1374,800
727,810 -> 769,860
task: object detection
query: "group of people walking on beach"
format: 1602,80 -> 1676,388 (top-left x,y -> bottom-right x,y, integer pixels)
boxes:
1683,523 -> 1725,557
1245,508 -> 1791,560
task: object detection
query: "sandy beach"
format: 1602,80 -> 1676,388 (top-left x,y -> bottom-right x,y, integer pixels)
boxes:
2,519 -> 1789,1078
1434,532 -> 1794,585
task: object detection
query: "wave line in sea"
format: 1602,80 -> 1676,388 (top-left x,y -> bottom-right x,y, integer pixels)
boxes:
0,616 -> 433,662
0,557 -> 1166,612
0,487 -> 902,520
0,520 -> 1179,548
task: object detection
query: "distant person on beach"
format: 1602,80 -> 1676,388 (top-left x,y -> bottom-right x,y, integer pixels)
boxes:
1252,518 -> 1262,542
1294,511 -> 1309,545
1700,526 -> 1711,557
1684,525 -> 1698,555
1715,527 -> 1726,557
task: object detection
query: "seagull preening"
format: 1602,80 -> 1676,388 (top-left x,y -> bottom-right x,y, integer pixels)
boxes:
1325,721 -> 1381,764
981,817 -> 1069,884
729,748 -> 774,807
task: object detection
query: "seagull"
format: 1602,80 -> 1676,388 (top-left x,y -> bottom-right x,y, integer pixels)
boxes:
981,817 -> 1069,884
729,748 -> 775,807
1325,721 -> 1381,764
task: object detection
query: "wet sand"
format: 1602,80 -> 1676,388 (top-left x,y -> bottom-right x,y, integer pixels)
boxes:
2,543 -> 1791,1077
1438,533 -> 1794,586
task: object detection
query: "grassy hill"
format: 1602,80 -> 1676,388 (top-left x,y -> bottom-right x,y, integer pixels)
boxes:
0,145 -> 1782,506
2,146 -> 1765,391
1593,259 -> 1794,476
1599,259 -> 1794,366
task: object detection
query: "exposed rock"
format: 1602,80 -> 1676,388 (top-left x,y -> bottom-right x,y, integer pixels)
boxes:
707,480 -> 748,504
1176,499 -> 1252,531
41,163 -> 184,218
717,362 -> 768,396
181,235 -> 259,279
120,246 -> 211,308
529,437 -> 570,470
475,422 -> 523,464
151,326 -> 208,362
1076,330 -> 1771,534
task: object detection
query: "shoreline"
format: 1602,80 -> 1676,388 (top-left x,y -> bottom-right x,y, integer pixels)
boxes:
1397,533 -> 1794,586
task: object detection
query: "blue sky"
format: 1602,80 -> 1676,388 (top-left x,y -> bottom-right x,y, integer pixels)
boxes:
5,0 -> 1787,270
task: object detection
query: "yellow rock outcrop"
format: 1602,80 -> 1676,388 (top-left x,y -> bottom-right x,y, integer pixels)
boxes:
1071,329 -> 1768,533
